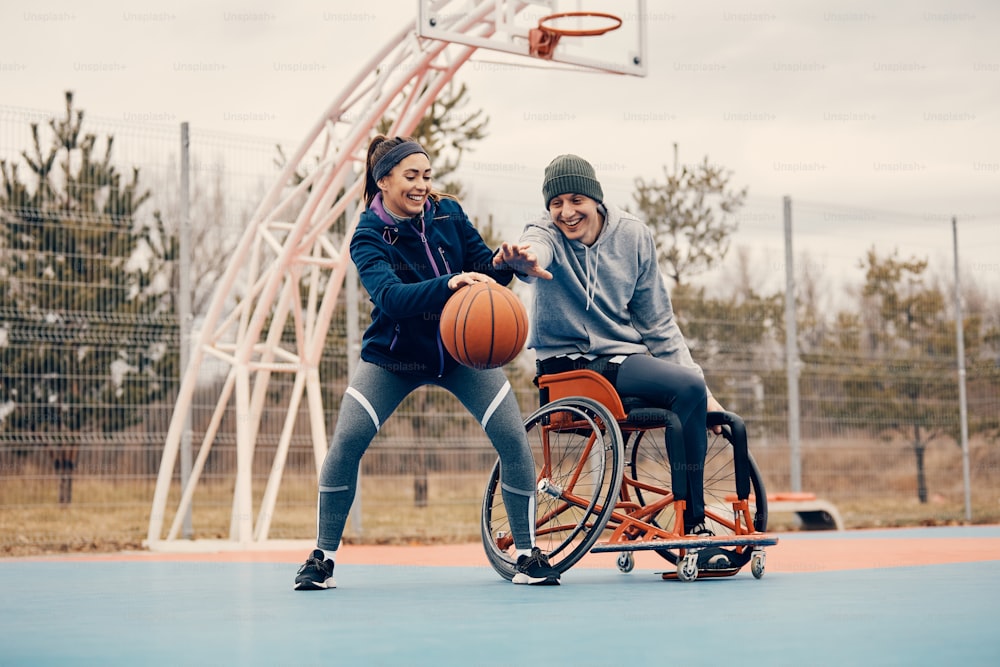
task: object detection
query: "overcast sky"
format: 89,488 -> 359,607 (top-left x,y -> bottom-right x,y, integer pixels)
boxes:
2,0 -> 998,295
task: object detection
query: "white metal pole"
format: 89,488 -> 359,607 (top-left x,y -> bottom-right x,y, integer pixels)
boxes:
783,196 -> 801,492
952,216 -> 972,521
178,122 -> 193,538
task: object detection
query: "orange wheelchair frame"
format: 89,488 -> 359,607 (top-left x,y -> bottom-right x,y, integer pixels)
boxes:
481,369 -> 777,582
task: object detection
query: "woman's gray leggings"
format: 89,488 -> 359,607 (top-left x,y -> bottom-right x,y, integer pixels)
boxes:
316,360 -> 536,551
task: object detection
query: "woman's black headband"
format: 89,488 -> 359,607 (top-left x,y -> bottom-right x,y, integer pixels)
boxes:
372,141 -> 428,182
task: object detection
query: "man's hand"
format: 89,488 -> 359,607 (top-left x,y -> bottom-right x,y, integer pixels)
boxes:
707,394 -> 726,434
493,242 -> 553,280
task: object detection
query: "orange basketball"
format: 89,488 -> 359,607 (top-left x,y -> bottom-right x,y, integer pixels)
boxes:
440,282 -> 529,370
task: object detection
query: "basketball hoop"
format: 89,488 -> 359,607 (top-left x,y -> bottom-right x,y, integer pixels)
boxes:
529,11 -> 623,60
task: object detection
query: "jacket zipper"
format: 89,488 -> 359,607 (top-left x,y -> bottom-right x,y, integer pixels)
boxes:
438,247 -> 452,273
389,324 -> 400,351
412,217 -> 447,377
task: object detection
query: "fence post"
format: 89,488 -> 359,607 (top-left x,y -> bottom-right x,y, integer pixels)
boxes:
179,122 -> 193,538
783,196 -> 801,492
952,216 -> 972,521
346,197 -> 363,535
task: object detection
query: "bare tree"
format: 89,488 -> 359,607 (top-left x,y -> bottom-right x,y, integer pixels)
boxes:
632,147 -> 747,286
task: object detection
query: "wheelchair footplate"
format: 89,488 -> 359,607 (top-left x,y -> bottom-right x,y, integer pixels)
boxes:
591,534 -> 779,582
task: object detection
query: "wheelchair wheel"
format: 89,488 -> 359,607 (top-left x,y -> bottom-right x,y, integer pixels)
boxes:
481,397 -> 624,580
623,412 -> 768,566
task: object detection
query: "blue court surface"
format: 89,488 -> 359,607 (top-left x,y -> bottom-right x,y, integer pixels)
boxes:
2,528 -> 999,666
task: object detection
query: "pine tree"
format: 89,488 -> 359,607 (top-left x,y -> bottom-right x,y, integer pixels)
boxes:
0,92 -> 176,504
827,249 -> 958,502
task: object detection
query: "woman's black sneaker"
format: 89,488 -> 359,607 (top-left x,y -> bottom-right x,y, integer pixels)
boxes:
513,547 -> 560,585
294,549 -> 336,590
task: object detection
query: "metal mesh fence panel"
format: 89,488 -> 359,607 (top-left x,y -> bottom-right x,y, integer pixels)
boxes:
1,105 -> 998,554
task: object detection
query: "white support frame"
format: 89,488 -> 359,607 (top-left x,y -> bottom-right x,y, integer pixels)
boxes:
148,0 -> 642,550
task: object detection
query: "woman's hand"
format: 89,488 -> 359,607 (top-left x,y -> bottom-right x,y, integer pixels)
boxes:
447,272 -> 495,291
493,242 -> 553,280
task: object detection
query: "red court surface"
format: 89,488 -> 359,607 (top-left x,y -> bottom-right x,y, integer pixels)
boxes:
23,525 -> 1000,573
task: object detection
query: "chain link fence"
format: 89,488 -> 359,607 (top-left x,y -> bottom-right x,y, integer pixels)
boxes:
1,104 -> 998,555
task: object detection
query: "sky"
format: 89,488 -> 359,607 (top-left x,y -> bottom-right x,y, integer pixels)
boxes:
2,0 -> 998,298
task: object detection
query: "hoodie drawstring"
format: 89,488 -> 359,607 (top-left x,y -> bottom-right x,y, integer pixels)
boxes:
583,244 -> 600,311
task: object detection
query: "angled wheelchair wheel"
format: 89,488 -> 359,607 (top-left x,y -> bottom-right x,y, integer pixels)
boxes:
481,397 -> 624,580
624,411 -> 768,566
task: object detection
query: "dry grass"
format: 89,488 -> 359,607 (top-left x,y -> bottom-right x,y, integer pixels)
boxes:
0,473 -> 491,557
3,436 -> 998,557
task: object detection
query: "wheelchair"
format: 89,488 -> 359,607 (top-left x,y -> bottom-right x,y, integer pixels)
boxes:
481,369 -> 777,582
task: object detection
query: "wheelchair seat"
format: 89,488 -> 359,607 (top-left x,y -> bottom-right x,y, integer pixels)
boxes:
537,368 -> 676,427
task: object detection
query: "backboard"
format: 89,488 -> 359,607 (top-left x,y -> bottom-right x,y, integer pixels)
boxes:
417,0 -> 648,77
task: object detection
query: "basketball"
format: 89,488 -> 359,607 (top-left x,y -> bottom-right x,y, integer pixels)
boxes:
440,282 -> 528,370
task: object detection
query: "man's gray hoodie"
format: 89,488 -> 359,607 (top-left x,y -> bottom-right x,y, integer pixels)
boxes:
517,203 -> 704,379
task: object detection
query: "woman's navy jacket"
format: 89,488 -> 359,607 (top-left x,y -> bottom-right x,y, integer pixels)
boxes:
349,195 -> 514,377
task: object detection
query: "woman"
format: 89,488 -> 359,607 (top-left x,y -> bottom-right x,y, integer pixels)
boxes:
294,136 -> 558,589
493,154 -> 726,537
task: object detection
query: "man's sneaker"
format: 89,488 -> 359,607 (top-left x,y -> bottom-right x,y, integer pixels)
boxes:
686,522 -> 715,537
686,523 -> 734,571
294,549 -> 336,590
513,547 -> 560,585
698,547 -> 734,570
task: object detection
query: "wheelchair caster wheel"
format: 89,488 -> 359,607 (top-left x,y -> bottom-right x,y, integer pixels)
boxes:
751,550 -> 766,579
616,552 -> 634,573
678,553 -> 698,582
